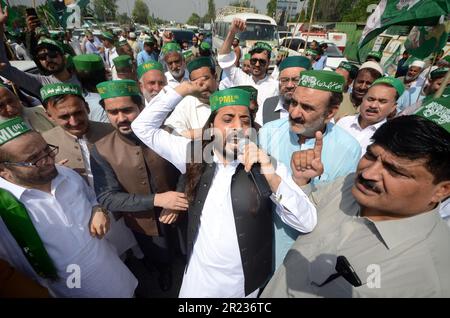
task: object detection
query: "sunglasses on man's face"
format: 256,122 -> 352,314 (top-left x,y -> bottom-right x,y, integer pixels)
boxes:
37,50 -> 60,61
250,58 -> 268,66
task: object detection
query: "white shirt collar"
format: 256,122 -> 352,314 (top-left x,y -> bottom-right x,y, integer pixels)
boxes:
351,115 -> 386,131
274,97 -> 289,113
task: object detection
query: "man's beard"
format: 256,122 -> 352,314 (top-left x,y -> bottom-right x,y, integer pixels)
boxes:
143,89 -> 158,103
43,61 -> 65,75
11,165 -> 58,186
405,74 -> 418,83
170,68 -> 185,79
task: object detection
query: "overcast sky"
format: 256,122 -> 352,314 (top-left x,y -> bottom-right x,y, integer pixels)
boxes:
11,0 -> 271,23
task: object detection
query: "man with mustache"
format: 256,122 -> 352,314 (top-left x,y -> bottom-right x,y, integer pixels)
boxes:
258,56 -> 311,125
0,118 -> 137,297
262,102 -> 450,297
40,83 -> 113,186
164,57 -> 218,139
0,7 -> 80,99
162,43 -> 190,89
138,61 -> 167,106
218,19 -> 279,125
337,77 -> 404,157
132,83 -> 318,297
90,79 -> 184,292
334,61 -> 383,121
259,70 -> 361,269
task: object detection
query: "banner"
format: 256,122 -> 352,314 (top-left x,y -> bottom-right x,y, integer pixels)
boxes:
404,20 -> 449,59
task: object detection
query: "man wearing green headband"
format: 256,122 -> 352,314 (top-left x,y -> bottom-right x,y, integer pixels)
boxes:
0,84 -> 55,133
337,77 -> 403,156
132,81 -> 317,298
100,31 -> 119,79
40,83 -> 113,184
262,114 -> 450,298
113,55 -> 136,81
92,79 -> 183,292
0,8 -> 81,100
0,118 -> 137,297
242,53 -> 252,74
259,70 -> 361,269
161,43 -> 189,89
366,50 -> 382,63
72,54 -> 109,123
336,61 -> 359,93
259,56 -> 312,125
137,36 -> 158,66
165,57 -> 218,139
137,61 -> 167,104
424,67 -> 449,99
218,18 -> 278,111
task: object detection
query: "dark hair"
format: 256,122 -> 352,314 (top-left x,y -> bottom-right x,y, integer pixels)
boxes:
75,69 -> 107,93
371,115 -> 450,183
188,65 -> 216,81
357,68 -> 382,81
327,91 -> 343,110
43,94 -> 87,110
199,46 -> 212,57
99,95 -> 144,109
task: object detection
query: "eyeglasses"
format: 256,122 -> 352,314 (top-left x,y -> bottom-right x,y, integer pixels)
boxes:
279,76 -> 300,84
2,144 -> 59,168
36,50 -> 60,61
314,255 -> 362,288
249,58 -> 268,66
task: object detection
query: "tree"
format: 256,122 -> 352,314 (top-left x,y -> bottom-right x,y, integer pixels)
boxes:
117,12 -> 131,25
92,0 -> 118,22
229,0 -> 251,7
266,0 -> 277,18
204,0 -> 216,22
342,0 -> 379,22
187,13 -> 202,26
132,0 -> 150,25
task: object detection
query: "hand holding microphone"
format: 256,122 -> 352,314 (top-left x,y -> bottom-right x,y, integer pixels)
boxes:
238,138 -> 274,175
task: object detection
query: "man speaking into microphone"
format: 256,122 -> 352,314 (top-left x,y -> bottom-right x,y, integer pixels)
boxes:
131,76 -> 318,298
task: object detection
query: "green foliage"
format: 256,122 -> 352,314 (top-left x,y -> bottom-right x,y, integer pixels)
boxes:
187,13 -> 202,25
342,0 -> 379,22
92,0 -> 118,22
132,0 -> 150,25
266,0 -> 277,17
205,0 -> 216,21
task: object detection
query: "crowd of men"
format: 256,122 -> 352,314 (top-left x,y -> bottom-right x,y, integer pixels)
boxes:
0,6 -> 449,298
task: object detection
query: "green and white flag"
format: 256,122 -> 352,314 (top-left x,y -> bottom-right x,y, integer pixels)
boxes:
359,0 -> 450,49
46,0 -> 89,29
404,20 -> 449,59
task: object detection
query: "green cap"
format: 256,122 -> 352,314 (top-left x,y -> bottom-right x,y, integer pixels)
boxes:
40,83 -> 82,102
200,41 -> 211,50
187,57 -> 214,73
101,31 -> 114,41
305,48 -> 319,56
161,42 -> 181,54
250,42 -> 272,54
97,80 -> 141,100
73,54 -> 104,72
113,55 -> 133,69
143,36 -> 155,44
298,70 -> 345,93
0,117 -> 32,146
338,61 -> 359,79
234,85 -> 257,102
279,56 -> 312,72
209,88 -> 251,112
37,38 -> 64,54
443,55 -> 450,64
367,51 -> 382,61
371,76 -> 405,97
137,61 -> 164,79
414,97 -> 450,134
244,53 -> 251,60
430,67 -> 449,80
117,39 -> 128,47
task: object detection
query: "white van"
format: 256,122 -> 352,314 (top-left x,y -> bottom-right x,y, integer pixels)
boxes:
213,11 -> 279,69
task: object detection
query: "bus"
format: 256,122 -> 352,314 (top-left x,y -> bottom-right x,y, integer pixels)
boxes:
213,10 -> 279,70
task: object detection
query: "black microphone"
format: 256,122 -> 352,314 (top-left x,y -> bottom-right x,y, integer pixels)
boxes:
238,138 -> 271,198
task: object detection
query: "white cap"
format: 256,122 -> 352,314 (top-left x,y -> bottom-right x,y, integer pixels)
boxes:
129,32 -> 136,39
410,60 -> 425,69
359,61 -> 384,76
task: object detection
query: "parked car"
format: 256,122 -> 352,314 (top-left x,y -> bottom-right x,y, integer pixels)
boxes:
279,37 -> 347,70
169,29 -> 196,47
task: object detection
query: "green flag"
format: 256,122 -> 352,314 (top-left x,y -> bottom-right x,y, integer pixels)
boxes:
359,0 -> 450,49
404,21 -> 449,59
1,1 -> 22,29
46,0 -> 89,29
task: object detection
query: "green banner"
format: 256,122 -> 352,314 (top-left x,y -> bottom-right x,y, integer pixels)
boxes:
405,21 -> 449,59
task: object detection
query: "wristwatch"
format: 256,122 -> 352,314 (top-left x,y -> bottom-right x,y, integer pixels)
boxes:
93,205 -> 109,216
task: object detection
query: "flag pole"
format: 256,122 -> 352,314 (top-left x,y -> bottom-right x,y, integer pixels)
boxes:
302,0 -> 317,55
287,7 -> 302,52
